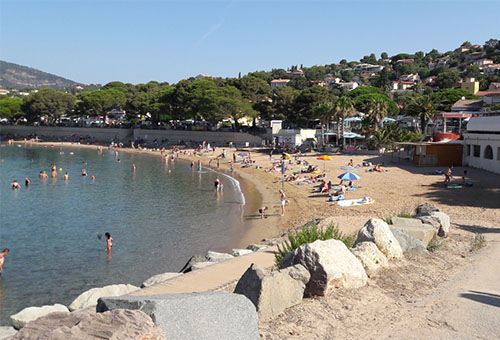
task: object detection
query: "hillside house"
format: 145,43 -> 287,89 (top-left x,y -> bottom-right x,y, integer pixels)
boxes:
391,80 -> 414,91
396,59 -> 414,64
270,79 -> 291,88
338,82 -> 359,91
399,74 -> 420,83
476,90 -> 500,106
489,82 -> 500,91
461,77 -> 479,95
451,99 -> 483,112
325,77 -> 341,86
473,59 -> 493,67
424,76 -> 438,86
483,64 -> 500,75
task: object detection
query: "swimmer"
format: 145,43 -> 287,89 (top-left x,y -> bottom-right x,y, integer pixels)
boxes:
91,175 -> 95,181
190,161 -> 194,169
39,171 -> 48,179
117,159 -> 121,163
62,172 -> 69,180
69,152 -> 74,155
51,164 -> 56,172
214,177 -> 220,190
0,248 -> 9,275
25,177 -> 30,186
132,163 -> 136,172
82,161 -> 87,166
10,180 -> 21,190
51,170 -> 57,178
81,169 -> 87,176
105,232 -> 113,252
168,169 -> 172,174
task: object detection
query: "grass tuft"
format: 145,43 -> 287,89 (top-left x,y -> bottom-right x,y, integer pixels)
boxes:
275,222 -> 355,267
470,233 -> 486,252
427,239 -> 442,252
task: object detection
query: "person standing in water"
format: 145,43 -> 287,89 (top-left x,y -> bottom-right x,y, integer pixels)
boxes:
214,177 -> 220,190
62,172 -> 69,181
0,249 -> 9,275
132,163 -> 136,172
10,180 -> 21,190
105,233 -> 113,253
279,190 -> 286,216
25,177 -> 30,186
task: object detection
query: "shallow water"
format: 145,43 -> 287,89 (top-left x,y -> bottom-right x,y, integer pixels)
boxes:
0,144 -> 245,324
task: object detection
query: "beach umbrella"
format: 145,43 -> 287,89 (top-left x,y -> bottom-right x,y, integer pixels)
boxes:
238,152 -> 248,157
316,155 -> 332,171
340,165 -> 359,172
282,152 -> 291,160
338,172 -> 360,181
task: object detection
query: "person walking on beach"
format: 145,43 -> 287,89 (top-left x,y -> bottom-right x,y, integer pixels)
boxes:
279,190 -> 286,216
0,249 -> 9,275
444,165 -> 453,185
105,233 -> 113,253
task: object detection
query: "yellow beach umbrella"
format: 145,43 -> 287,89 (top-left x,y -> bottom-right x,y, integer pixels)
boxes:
316,155 -> 332,171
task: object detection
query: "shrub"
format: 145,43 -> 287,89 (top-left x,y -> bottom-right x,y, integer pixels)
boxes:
470,233 -> 486,252
427,239 -> 442,252
381,217 -> 393,225
275,222 -> 355,267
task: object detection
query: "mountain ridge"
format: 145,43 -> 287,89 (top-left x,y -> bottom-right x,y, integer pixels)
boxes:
0,60 -> 81,89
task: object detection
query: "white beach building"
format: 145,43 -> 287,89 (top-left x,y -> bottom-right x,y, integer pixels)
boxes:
463,115 -> 500,174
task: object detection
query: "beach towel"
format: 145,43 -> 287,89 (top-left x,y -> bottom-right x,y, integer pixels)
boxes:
329,195 -> 345,201
337,197 -> 374,207
296,181 -> 321,185
332,187 -> 356,191
447,184 -> 462,189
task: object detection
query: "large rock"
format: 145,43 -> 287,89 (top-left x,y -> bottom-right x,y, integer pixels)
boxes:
141,272 -> 182,288
416,215 -> 441,232
97,292 -> 259,340
389,226 -> 429,255
391,217 -> 436,247
355,218 -> 403,260
191,261 -> 215,270
0,326 -> 17,339
232,248 -> 253,257
206,251 -> 234,262
281,239 -> 367,296
246,244 -> 267,251
416,203 -> 440,215
233,263 -> 310,321
8,309 -> 165,340
10,304 -> 69,330
69,284 -> 139,311
179,254 -> 207,273
430,211 -> 451,237
351,242 -> 389,275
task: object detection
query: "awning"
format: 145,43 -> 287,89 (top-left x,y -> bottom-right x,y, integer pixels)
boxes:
344,132 -> 365,139
314,132 -> 337,136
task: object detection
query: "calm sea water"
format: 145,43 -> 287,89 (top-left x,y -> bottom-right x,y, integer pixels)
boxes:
0,144 -> 245,325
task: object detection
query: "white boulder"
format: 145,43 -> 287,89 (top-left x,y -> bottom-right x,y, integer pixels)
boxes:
430,211 -> 451,237
231,249 -> 253,257
355,218 -> 403,260
351,242 -> 389,275
10,304 -> 69,330
206,251 -> 234,262
282,239 -> 367,296
141,272 -> 182,288
68,284 -> 139,312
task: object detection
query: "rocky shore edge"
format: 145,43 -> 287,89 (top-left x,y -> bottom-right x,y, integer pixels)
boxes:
1,203 -> 453,340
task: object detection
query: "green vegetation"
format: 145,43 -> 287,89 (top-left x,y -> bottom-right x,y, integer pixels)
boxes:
427,239 -> 442,252
470,233 -> 486,252
275,222 -> 355,267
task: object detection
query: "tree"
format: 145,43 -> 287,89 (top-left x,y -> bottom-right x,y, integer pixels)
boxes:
236,76 -> 272,103
431,88 -> 477,112
380,52 -> 388,60
341,69 -> 352,82
407,94 -> 435,133
0,97 -> 23,121
366,96 -> 389,131
305,66 -> 326,81
273,86 -> 297,121
22,88 -> 76,122
334,96 -> 355,148
77,88 -> 126,117
292,86 -> 330,127
313,101 -> 334,147
437,69 -> 460,88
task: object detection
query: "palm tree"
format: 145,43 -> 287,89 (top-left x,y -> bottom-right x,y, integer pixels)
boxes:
334,96 -> 355,150
367,97 -> 389,131
408,94 -> 435,134
313,101 -> 334,148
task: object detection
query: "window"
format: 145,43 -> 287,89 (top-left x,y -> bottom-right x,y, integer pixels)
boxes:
473,145 -> 481,157
466,144 -> 471,156
484,145 -> 493,159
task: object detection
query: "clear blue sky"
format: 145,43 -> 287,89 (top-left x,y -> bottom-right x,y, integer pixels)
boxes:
1,0 -> 499,85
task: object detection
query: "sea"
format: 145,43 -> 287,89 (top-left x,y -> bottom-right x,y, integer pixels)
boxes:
0,143 -> 246,325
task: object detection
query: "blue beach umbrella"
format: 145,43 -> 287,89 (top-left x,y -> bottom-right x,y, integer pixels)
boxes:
338,172 -> 360,181
238,152 -> 248,157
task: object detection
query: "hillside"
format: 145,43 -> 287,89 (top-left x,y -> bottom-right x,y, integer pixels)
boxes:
0,60 -> 81,89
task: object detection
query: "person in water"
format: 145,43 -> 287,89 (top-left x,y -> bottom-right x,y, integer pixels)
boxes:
132,163 -> 136,172
51,170 -> 58,178
81,169 -> 87,176
25,177 -> 30,186
10,180 -> 21,190
62,172 -> 69,181
214,177 -> 220,190
91,175 -> 95,181
0,248 -> 9,275
105,233 -> 113,252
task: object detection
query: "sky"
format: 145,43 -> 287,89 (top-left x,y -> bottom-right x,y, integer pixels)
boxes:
1,0 -> 499,85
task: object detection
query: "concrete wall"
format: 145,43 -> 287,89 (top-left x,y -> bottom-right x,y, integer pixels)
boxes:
0,125 -> 265,147
463,133 -> 500,174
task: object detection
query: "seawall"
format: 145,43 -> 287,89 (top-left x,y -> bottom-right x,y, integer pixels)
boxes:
0,126 -> 267,147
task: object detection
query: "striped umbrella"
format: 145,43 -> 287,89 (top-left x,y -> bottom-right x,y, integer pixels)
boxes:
338,172 -> 360,181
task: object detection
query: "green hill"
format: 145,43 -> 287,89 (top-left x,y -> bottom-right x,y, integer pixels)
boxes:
0,60 -> 81,89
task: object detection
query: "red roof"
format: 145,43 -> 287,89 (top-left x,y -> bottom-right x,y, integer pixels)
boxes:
477,90 -> 500,97
434,113 -> 473,118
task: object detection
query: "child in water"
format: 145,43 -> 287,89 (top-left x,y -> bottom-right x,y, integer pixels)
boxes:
105,233 -> 113,252
0,248 -> 9,275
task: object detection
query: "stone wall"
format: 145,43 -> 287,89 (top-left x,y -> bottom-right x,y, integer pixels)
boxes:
0,125 -> 266,147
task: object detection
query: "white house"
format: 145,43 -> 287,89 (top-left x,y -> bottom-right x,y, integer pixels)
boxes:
391,80 -> 414,91
325,77 -> 341,86
473,59 -> 493,67
483,64 -> 500,75
271,79 -> 291,88
338,82 -> 359,91
463,115 -> 500,174
275,128 -> 317,148
352,64 -> 384,73
399,74 -> 420,83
